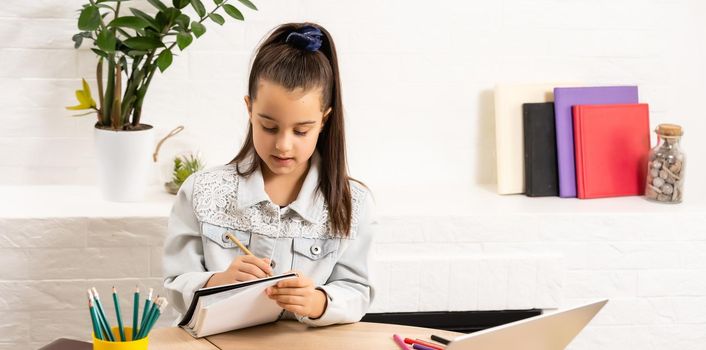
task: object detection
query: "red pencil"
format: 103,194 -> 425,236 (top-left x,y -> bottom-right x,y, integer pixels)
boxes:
404,338 -> 444,350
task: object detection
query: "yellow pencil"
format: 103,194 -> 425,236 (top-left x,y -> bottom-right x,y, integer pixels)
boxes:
225,232 -> 254,256
225,232 -> 271,276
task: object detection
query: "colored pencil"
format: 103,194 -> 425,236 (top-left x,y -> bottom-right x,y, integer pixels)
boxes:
91,287 -> 115,341
132,286 -> 139,340
393,334 -> 411,350
88,289 -> 109,340
139,295 -> 159,337
405,338 -> 444,350
87,290 -> 102,340
431,334 -> 451,345
137,297 -> 168,339
112,287 -> 126,341
225,232 -> 254,255
139,289 -> 153,333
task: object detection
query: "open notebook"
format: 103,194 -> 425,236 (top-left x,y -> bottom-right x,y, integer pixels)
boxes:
179,272 -> 298,338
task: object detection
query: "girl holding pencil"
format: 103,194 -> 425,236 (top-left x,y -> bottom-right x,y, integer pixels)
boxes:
163,23 -> 376,326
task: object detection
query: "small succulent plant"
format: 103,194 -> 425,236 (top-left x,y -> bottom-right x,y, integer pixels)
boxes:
165,152 -> 205,194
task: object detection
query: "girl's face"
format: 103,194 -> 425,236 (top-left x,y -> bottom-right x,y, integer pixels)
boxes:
245,79 -> 331,178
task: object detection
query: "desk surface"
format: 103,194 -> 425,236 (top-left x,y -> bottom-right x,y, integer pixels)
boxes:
149,321 -> 463,350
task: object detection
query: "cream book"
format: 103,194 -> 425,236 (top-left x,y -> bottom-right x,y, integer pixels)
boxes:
494,83 -> 576,194
179,272 -> 298,338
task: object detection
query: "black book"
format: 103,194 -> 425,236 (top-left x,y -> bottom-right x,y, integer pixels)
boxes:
523,102 -> 559,197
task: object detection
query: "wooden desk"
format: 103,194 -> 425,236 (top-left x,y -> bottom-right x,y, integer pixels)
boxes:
149,321 -> 463,350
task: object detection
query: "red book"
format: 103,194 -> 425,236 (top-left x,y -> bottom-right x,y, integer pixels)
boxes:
572,104 -> 650,199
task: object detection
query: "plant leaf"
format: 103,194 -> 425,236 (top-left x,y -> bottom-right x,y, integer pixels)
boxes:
222,4 -> 243,20
155,49 -> 173,72
76,90 -> 90,105
72,33 -> 83,49
129,8 -> 160,30
66,79 -> 97,110
208,13 -> 225,25
175,14 -> 190,29
190,21 -> 206,37
147,0 -> 168,11
190,0 -> 206,17
213,0 -> 223,4
81,78 -> 95,105
108,16 -> 151,29
176,31 -> 193,50
237,0 -> 257,11
91,48 -> 109,58
172,0 -> 190,9
78,5 -> 101,31
96,30 -> 117,53
123,36 -> 163,50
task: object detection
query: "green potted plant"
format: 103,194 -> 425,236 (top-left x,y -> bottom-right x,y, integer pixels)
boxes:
165,152 -> 206,194
67,0 -> 257,201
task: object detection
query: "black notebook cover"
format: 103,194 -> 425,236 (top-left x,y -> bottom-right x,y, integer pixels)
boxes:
523,102 -> 559,197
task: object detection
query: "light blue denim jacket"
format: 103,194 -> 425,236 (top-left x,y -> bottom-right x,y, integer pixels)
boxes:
163,153 -> 376,326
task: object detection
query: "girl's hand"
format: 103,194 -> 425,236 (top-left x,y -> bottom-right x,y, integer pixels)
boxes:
205,255 -> 273,287
265,271 -> 327,319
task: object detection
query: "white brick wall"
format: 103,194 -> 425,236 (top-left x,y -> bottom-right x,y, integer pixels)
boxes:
2,0 -> 706,349
0,0 -> 704,194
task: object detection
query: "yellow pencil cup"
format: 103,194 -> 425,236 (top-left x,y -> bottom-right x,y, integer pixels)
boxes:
93,327 -> 148,350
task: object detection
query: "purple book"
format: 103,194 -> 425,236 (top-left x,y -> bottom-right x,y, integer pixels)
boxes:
553,86 -> 639,197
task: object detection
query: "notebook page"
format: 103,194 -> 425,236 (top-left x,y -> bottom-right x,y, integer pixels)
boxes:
194,275 -> 295,337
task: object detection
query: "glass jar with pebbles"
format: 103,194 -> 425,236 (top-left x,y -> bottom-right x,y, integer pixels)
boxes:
645,123 -> 685,203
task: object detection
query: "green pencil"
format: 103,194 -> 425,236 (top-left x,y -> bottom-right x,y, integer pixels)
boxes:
91,287 -> 115,341
137,297 -> 168,339
87,290 -> 102,340
132,286 -> 139,340
137,296 -> 160,339
112,287 -> 126,341
139,288 -> 153,334
88,289 -> 109,340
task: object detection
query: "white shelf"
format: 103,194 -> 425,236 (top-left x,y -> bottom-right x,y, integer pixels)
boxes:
1,184 -> 703,219
373,184 -> 706,217
0,185 -> 175,218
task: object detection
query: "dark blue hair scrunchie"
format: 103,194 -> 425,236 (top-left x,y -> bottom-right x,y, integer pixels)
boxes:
285,26 -> 323,52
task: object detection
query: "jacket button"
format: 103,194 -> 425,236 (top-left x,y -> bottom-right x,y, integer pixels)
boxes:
270,260 -> 276,269
310,245 -> 321,255
221,232 -> 230,243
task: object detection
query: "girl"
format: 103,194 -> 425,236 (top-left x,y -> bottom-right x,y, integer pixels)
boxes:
163,23 -> 376,327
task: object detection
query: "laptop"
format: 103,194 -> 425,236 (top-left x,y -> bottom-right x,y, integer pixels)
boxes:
446,299 -> 608,350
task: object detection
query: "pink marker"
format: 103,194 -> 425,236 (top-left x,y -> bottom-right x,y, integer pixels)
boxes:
393,334 -> 411,350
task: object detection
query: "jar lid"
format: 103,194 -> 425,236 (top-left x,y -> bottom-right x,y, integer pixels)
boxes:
656,123 -> 683,136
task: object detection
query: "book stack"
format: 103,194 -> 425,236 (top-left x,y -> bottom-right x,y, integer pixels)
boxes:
494,85 -> 651,199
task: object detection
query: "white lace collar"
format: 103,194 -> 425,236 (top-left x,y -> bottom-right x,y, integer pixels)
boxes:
191,152 -> 367,239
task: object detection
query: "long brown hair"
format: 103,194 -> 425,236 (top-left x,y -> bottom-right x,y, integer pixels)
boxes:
230,23 -> 353,235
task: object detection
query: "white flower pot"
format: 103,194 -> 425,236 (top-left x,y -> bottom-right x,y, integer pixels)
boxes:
94,126 -> 155,202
